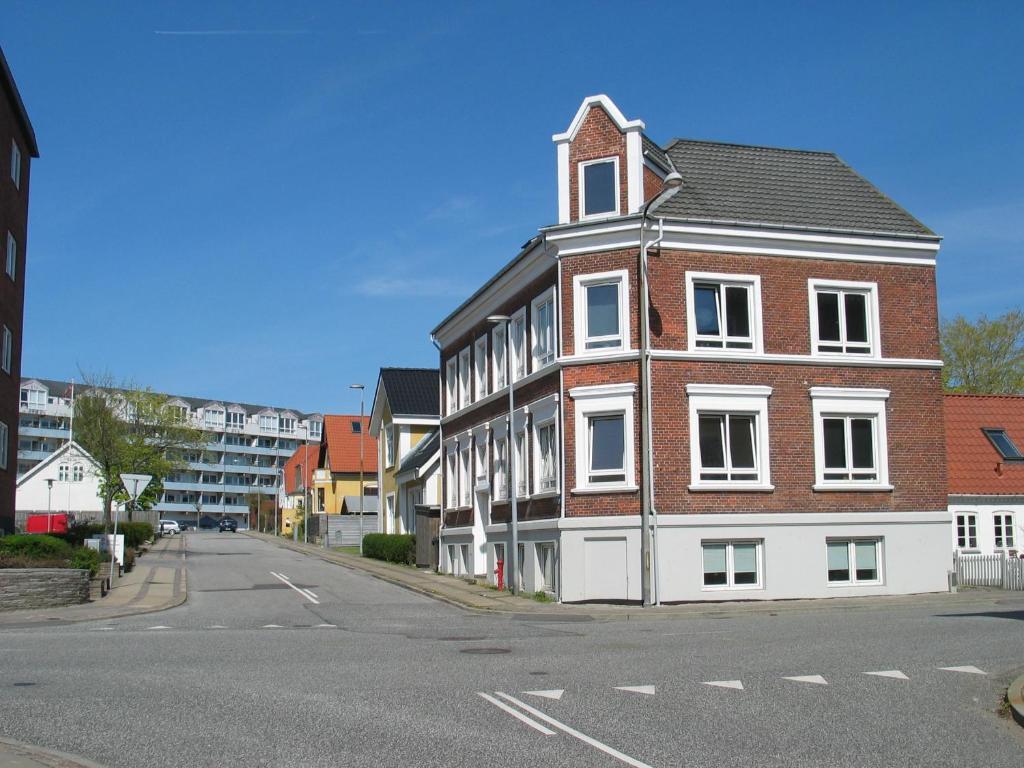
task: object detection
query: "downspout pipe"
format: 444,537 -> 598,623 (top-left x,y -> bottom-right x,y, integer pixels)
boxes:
639,172 -> 682,607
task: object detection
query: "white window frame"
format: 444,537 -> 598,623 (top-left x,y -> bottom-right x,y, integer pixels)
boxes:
308,420 -> 322,439
458,347 -> 472,409
10,140 -> 21,189
259,414 -> 278,433
810,387 -> 891,491
492,435 -> 508,502
445,449 -> 458,509
808,279 -> 881,359
994,512 -> 1016,550
955,512 -> 978,550
459,443 -> 472,507
204,409 -> 224,430
384,423 -> 395,468
686,384 -> 773,491
5,232 -> 15,281
531,287 -> 557,370
474,336 -> 488,400
685,272 -> 763,354
573,269 -> 630,356
826,538 -> 884,586
445,357 -> 458,415
0,421 -> 7,469
72,464 -> 84,482
578,156 -> 620,220
533,418 -> 559,495
569,383 -> 637,493
1,325 -> 11,374
536,541 -> 556,593
701,540 -> 764,591
226,410 -> 245,430
510,307 -> 527,382
514,427 -> 529,499
58,463 -> 69,482
491,325 -> 507,391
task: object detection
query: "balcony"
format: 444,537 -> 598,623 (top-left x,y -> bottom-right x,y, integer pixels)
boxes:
17,449 -> 57,462
313,469 -> 331,482
19,426 -> 70,439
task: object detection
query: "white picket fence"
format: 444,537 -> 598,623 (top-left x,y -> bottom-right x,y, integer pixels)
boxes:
955,552 -> 1024,590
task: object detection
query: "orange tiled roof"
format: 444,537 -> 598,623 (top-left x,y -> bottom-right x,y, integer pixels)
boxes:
321,414 -> 378,475
945,393 -> 1024,495
283,442 -> 322,495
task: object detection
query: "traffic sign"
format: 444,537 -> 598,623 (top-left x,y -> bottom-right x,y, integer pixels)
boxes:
119,473 -> 152,501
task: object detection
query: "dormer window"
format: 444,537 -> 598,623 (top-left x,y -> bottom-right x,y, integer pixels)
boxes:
579,158 -> 619,219
983,428 -> 1023,461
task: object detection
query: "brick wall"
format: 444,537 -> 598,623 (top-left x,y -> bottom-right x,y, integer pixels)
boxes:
561,248 -> 641,355
568,106 -> 628,222
0,568 -> 90,611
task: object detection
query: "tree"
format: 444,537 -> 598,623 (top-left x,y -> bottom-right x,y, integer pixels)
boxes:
74,374 -> 204,524
941,310 -> 1024,394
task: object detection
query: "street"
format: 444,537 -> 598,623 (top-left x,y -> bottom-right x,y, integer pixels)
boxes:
1,533 -> 1023,768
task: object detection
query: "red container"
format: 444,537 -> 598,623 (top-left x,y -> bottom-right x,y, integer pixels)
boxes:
25,514 -> 68,534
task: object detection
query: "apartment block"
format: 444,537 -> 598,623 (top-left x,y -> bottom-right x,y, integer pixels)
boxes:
432,94 -> 949,603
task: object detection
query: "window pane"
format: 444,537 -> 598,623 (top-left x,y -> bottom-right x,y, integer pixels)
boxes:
728,415 -> 756,469
854,541 -> 878,581
694,285 -> 720,336
724,286 -> 750,338
844,293 -> 868,343
733,543 -> 758,584
590,415 -> 625,472
984,429 -> 1023,460
583,161 -> 617,216
587,283 -> 619,339
850,419 -> 874,469
823,418 -> 847,469
698,415 -> 725,469
702,544 -> 727,585
827,542 -> 850,582
817,292 -> 841,342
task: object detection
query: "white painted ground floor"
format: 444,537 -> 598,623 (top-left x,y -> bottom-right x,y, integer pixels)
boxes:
439,511 -> 953,603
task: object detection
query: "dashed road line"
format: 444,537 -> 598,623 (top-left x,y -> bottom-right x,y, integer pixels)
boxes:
865,670 -> 909,680
147,626 -> 171,630
615,685 -> 656,695
524,689 -> 564,700
782,675 -> 828,685
939,665 -> 986,675
703,680 -> 744,690
478,692 -> 556,736
495,692 -> 653,768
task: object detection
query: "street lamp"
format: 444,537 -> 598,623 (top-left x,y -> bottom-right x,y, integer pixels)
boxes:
46,478 -> 54,514
487,314 -> 519,595
350,384 -> 365,555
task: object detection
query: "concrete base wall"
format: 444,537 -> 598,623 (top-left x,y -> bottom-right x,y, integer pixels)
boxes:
0,568 -> 90,611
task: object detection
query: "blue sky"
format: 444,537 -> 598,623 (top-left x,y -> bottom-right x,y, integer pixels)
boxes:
4,1 -> 1022,414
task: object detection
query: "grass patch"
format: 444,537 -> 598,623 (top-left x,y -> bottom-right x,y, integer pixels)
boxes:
333,546 -> 362,556
531,591 -> 555,603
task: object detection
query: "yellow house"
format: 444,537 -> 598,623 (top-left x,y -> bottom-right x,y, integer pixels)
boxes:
312,414 -> 378,514
369,368 -> 440,535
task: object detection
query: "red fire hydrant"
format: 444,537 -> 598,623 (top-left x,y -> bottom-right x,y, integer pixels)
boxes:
496,559 -> 505,591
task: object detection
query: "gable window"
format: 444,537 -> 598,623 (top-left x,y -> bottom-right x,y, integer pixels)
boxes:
686,273 -> 762,352
491,325 -> 507,391
458,347 -> 472,409
531,288 -> 556,369
10,140 -> 21,189
573,270 -> 629,355
308,420 -> 322,439
570,383 -> 637,492
702,540 -> 762,589
827,539 -> 882,585
58,463 -> 69,482
809,280 -> 879,357
5,232 -> 15,281
514,428 -> 528,498
1,325 -> 11,374
21,387 -> 45,408
445,357 -> 458,415
687,384 -> 772,490
204,409 -> 224,430
226,411 -> 245,430
492,435 -> 508,502
535,420 -> 558,493
72,464 -> 83,481
955,513 -> 978,549
982,428 -> 1023,461
474,336 -> 488,400
510,308 -> 527,382
995,513 -> 1016,549
579,157 -> 619,219
384,423 -> 395,467
259,414 -> 278,433
811,388 -> 890,491
280,417 -> 295,434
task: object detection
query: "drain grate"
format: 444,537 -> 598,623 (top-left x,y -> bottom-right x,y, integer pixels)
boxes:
13,682 -> 36,687
460,647 -> 510,655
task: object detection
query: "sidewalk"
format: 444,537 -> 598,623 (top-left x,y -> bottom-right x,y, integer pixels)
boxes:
0,737 -> 108,768
246,531 -> 1020,621
0,534 -> 187,628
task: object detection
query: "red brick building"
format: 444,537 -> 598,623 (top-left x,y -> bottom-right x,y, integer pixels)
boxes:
0,48 -> 38,533
432,95 -> 949,603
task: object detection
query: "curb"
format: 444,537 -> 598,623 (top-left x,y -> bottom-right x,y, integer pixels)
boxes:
0,736 -> 109,768
1008,672 -> 1024,728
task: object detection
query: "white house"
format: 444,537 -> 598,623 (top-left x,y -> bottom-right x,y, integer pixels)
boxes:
16,440 -> 104,518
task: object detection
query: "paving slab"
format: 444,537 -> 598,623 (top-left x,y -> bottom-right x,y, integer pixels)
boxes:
0,737 -> 108,768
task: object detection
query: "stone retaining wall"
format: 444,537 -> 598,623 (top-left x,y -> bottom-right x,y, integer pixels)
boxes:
0,568 -> 91,611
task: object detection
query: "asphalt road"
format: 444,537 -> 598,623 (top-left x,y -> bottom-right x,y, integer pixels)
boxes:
1,532 -> 1023,768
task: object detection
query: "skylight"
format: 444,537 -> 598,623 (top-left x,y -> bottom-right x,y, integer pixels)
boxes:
982,428 -> 1024,460
351,421 -> 362,434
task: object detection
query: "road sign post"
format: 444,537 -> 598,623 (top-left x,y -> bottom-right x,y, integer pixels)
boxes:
113,473 -> 152,584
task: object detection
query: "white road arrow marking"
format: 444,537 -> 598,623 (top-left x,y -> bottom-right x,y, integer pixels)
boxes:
782,675 -> 828,685
703,680 -> 744,690
315,623 -> 336,628
524,689 -> 564,700
262,624 -> 283,628
614,685 -> 656,695
478,692 -> 555,736
147,626 -> 170,630
865,670 -> 909,680
939,665 -> 986,675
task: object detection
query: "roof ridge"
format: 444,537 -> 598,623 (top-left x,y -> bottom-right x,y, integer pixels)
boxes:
945,392 -> 1024,399
666,137 -> 836,156
381,366 -> 439,372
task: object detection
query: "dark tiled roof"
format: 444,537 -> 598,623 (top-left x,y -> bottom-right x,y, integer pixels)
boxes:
397,429 -> 440,475
642,134 -> 672,172
649,139 -> 935,237
945,394 -> 1024,495
378,368 -> 439,417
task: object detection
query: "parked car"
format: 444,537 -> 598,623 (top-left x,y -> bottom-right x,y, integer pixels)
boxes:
218,519 -> 238,533
158,520 -> 181,536
178,522 -> 193,532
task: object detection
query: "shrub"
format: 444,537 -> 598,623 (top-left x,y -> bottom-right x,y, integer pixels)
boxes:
0,534 -> 72,560
61,523 -> 106,547
117,522 -> 154,549
362,533 -> 416,565
0,554 -> 69,569
123,547 -> 136,572
69,547 -> 103,576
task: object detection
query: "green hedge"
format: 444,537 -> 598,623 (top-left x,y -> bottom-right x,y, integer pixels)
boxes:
0,534 -> 72,560
69,547 -> 103,576
362,533 -> 416,565
61,523 -> 106,547
117,522 -> 154,549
